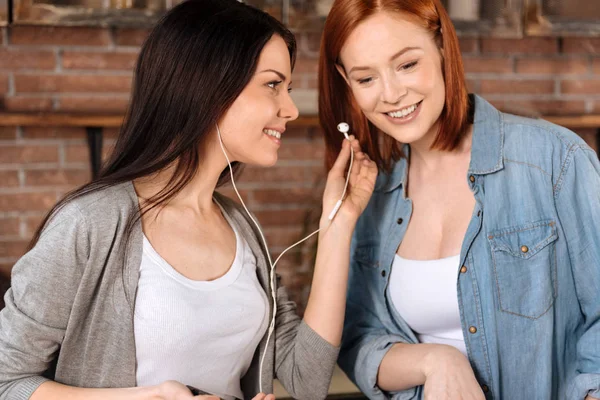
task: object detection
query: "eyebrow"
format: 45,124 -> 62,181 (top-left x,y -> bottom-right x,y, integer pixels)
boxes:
347,46 -> 421,74
259,69 -> 289,82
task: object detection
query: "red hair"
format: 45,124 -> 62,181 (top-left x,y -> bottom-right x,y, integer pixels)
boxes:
319,0 -> 470,171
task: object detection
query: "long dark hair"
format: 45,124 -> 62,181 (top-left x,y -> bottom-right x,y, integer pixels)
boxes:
29,0 -> 297,249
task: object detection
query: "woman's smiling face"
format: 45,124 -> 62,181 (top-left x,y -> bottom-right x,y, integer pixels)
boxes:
338,11 -> 446,147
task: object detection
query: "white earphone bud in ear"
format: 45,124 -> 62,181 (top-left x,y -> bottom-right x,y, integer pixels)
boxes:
337,122 -> 350,140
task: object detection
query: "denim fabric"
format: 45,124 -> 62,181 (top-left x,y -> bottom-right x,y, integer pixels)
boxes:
339,95 -> 600,400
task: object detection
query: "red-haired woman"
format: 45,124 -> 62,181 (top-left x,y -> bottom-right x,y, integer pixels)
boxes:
319,0 -> 600,399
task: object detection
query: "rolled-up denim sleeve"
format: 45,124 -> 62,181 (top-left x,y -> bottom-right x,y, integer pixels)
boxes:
554,145 -> 600,399
338,240 -> 419,400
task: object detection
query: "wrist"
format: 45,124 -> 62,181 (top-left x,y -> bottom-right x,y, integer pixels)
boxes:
421,344 -> 459,377
145,384 -> 164,400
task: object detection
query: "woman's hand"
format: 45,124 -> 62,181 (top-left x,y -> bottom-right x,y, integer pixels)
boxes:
321,135 -> 377,227
422,346 -> 485,400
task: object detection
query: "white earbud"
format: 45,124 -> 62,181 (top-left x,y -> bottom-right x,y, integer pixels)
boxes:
337,122 -> 350,140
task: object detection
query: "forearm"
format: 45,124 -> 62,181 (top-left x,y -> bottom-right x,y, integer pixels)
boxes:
302,216 -> 355,347
31,381 -> 160,400
377,343 -> 441,392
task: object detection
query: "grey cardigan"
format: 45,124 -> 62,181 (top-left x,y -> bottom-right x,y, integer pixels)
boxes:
0,182 -> 339,400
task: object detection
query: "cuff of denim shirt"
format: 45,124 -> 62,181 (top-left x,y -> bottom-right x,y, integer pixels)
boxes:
359,335 -> 418,400
568,373 -> 600,399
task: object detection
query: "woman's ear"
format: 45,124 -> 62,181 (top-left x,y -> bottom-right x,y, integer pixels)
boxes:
335,63 -> 350,86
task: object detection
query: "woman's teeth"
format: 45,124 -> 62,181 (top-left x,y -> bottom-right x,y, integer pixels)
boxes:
263,129 -> 281,139
387,102 -> 419,118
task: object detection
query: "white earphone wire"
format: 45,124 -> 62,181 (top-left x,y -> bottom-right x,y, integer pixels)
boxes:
215,123 -> 353,394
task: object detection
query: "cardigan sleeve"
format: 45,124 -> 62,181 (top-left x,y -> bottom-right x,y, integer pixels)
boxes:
0,202 -> 90,400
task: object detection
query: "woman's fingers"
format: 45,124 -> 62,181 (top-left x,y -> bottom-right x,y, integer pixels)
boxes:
329,137 -> 352,179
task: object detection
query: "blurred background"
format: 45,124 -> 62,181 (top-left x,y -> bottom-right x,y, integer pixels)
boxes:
0,0 -> 598,397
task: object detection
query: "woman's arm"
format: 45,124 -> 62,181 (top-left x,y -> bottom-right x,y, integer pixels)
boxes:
271,137 -> 377,400
303,136 -> 377,346
553,145 -> 600,400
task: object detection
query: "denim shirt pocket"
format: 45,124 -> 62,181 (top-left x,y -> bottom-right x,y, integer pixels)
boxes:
487,219 -> 558,319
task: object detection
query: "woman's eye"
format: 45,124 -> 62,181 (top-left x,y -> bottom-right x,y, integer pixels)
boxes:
358,77 -> 373,85
267,80 -> 283,89
400,61 -> 418,70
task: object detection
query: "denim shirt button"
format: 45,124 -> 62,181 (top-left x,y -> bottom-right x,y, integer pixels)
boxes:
460,265 -> 468,273
469,175 -> 476,183
482,384 -> 489,393
469,326 -> 478,334
521,245 -> 529,253
397,218 -> 403,224
381,270 -> 386,278
477,210 -> 481,217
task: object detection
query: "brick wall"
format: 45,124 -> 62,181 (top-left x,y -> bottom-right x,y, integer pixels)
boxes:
0,26 -> 599,310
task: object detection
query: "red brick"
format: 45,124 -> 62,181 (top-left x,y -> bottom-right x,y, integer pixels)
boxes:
22,127 -> 86,140
253,208 -> 310,226
294,58 -> 318,74
516,58 -> 589,75
24,214 -> 46,236
0,192 -> 57,212
264,226 -> 303,248
65,144 -> 89,163
0,29 -> 4,45
0,145 -> 59,164
253,187 -> 315,204
242,166 -> 307,184
459,38 -> 478,53
282,125 -> 313,138
0,73 -> 8,94
1,96 -> 54,112
10,26 -> 111,46
0,127 -> 17,140
563,38 -> 600,54
481,38 -> 558,54
15,75 -> 132,93
298,32 -> 322,58
58,96 -> 130,113
278,140 -> 325,160
0,217 -> 20,236
594,58 -> 600,74
480,79 -> 555,95
114,28 -> 151,46
62,51 -> 139,70
465,78 -> 479,93
463,57 -> 513,74
561,79 -> 600,95
572,128 -> 598,150
498,100 -> 586,116
0,49 -> 56,70
25,169 -> 90,187
0,240 -> 29,258
0,170 -> 20,187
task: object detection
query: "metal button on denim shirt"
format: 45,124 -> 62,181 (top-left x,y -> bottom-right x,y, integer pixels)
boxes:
338,95 -> 600,400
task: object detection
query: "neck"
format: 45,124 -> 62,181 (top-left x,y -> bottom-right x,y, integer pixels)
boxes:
134,133 -> 232,214
409,123 -> 473,172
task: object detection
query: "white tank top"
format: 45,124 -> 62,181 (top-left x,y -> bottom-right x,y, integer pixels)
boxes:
388,254 -> 468,357
134,221 -> 269,400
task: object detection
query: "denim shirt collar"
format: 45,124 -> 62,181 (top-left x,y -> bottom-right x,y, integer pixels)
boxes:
376,94 -> 505,194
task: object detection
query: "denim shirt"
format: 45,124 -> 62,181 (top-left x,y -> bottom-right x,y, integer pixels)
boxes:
339,95 -> 600,400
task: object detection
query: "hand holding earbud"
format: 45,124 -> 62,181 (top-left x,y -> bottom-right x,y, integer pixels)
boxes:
321,123 -> 377,228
